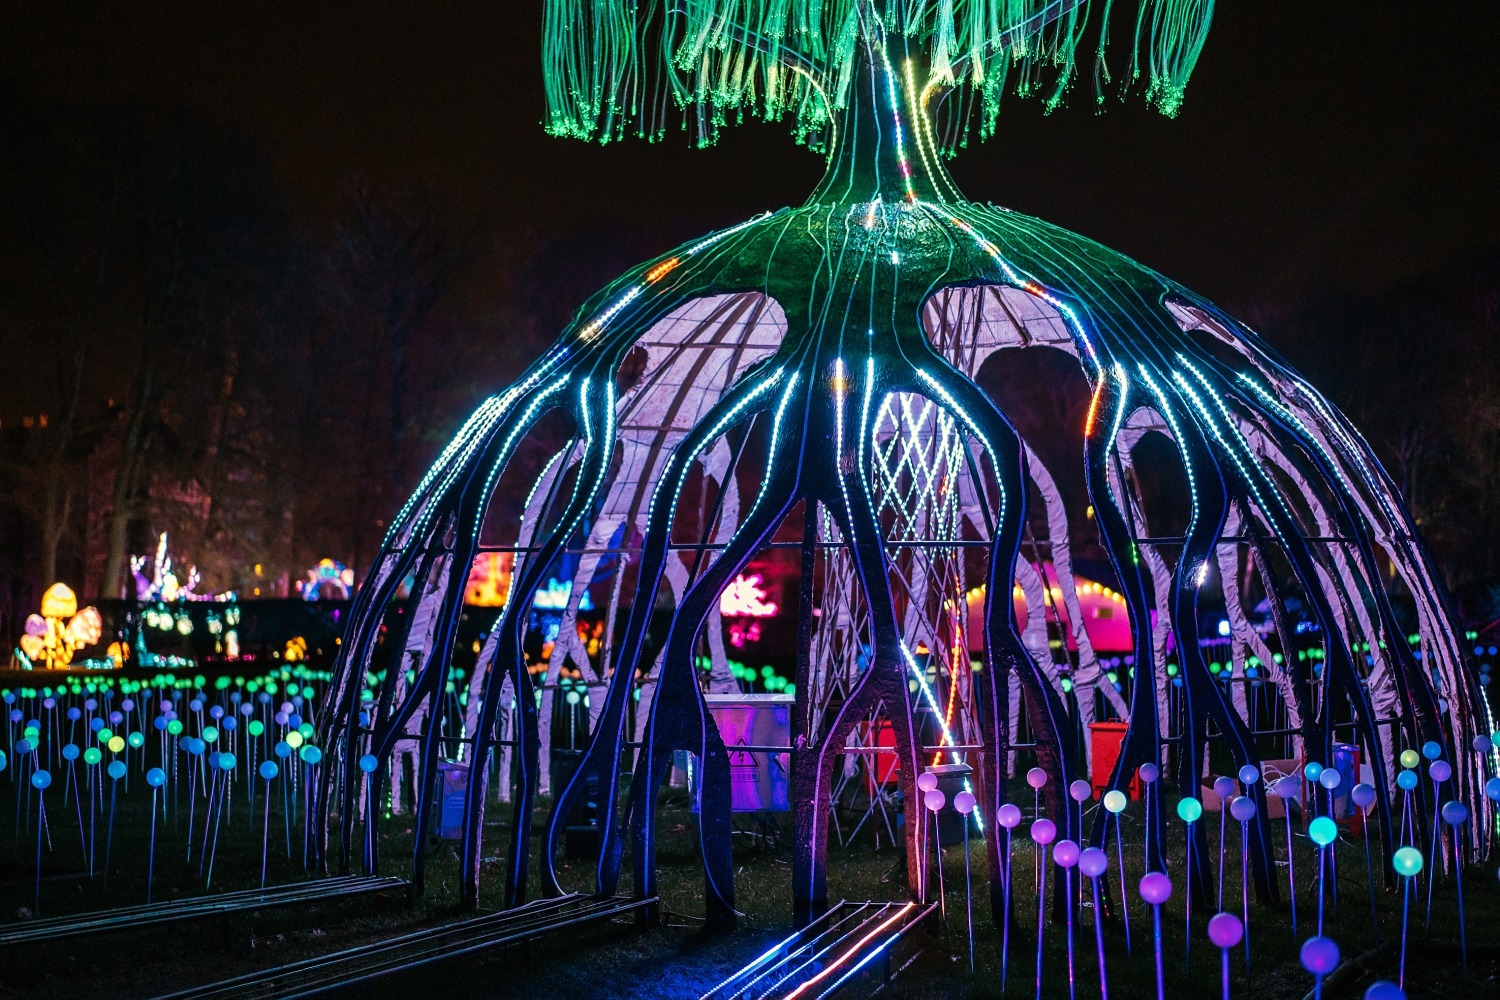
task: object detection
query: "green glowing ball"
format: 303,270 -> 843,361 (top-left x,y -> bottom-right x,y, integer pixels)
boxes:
1103,790 -> 1128,814
1177,797 -> 1203,823
128,731 -> 145,748
84,747 -> 102,765
203,726 -> 219,744
97,727 -> 113,742
1399,749 -> 1419,769
107,735 -> 125,753
1308,816 -> 1338,847
286,731 -> 304,748
1392,846 -> 1423,877
167,719 -> 184,735
248,720 -> 265,736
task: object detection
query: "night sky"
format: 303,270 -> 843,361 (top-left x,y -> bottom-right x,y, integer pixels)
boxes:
3,2 -> 1496,315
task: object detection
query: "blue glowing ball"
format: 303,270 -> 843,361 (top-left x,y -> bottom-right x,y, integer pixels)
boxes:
300,746 -> 323,765
146,767 -> 166,788
260,761 -> 279,780
31,770 -> 51,790
359,753 -> 379,773
274,741 -> 292,758
1300,935 -> 1340,976
1396,770 -> 1418,791
107,760 -> 126,780
1363,982 -> 1406,1000
1237,764 -> 1261,785
1422,740 -> 1442,760
1303,761 -> 1324,782
1440,800 -> 1468,826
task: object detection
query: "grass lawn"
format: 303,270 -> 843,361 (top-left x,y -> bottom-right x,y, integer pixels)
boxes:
0,774 -> 1495,998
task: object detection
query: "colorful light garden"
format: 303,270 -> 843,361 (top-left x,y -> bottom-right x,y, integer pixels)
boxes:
3,2 -> 1498,998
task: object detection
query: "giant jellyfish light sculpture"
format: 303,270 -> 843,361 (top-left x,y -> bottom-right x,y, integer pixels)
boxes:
316,0 -> 1490,946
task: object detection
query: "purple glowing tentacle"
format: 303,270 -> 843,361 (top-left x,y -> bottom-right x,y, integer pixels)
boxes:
1090,874 -> 1108,1000
1116,812 -> 1132,954
1002,828 -> 1013,990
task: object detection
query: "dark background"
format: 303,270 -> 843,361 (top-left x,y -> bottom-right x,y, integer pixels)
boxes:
1,2 -> 1496,629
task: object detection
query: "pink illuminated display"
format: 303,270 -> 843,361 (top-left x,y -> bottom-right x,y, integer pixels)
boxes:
720,573 -> 779,619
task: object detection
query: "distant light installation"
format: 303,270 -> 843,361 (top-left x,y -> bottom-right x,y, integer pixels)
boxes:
719,574 -> 778,619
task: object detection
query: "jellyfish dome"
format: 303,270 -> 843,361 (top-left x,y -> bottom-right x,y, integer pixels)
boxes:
318,1 -> 1486,926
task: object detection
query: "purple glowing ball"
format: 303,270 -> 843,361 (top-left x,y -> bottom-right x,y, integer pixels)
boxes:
1350,782 -> 1376,809
1030,818 -> 1057,846
1300,935 -> 1340,976
1440,800 -> 1468,826
1138,763 -> 1160,783
1053,839 -> 1080,868
1273,776 -> 1300,800
1207,911 -> 1243,948
1363,983 -> 1406,1000
1319,769 -> 1342,790
1474,735 -> 1493,754
1238,764 -> 1261,785
1069,779 -> 1092,803
1078,847 -> 1108,879
1229,795 -> 1258,822
1213,775 -> 1236,799
923,788 -> 946,812
1138,872 -> 1172,905
997,803 -> 1023,829
1026,767 -> 1048,790
1429,759 -> 1452,783
916,771 -> 938,792
953,790 -> 976,815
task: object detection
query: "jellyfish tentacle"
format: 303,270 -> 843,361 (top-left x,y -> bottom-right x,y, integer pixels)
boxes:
1170,349 -> 1407,868
809,447 -> 929,913
456,376 -> 616,907
317,389 -> 541,872
320,383 -> 565,880
541,365 -> 789,903
625,375 -> 809,928
1080,373 -> 1171,874
909,360 -> 1084,921
1178,345 -> 1410,873
1136,367 -> 1280,905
